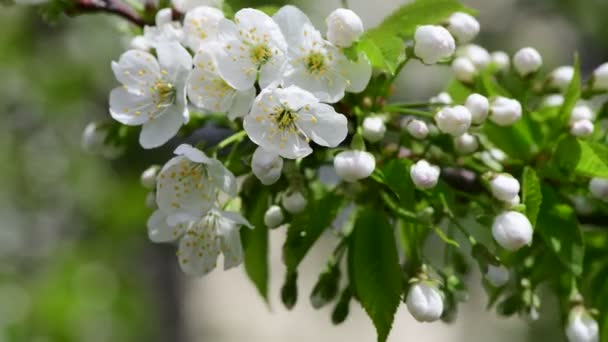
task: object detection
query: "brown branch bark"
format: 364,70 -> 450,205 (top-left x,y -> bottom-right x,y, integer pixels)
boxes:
67,0 -> 152,27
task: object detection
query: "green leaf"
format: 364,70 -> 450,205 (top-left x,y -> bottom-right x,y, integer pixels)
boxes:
256,5 -> 279,16
446,79 -> 473,103
554,136 -> 608,178
535,185 -> 585,276
350,208 -> 402,342
283,192 -> 344,273
380,159 -> 415,208
557,54 -> 581,126
522,167 -> 542,226
483,118 -> 536,161
476,67 -> 511,97
357,37 -> 405,74
241,189 -> 270,301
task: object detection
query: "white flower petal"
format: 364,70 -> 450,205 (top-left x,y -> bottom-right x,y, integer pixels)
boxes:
297,103 -> 348,147
156,42 -> 193,85
273,5 -> 312,46
147,210 -> 188,242
218,210 -> 253,229
139,109 -> 185,149
216,19 -> 257,90
183,6 -> 224,51
178,220 -> 220,276
277,85 -> 319,110
111,50 -> 161,92
174,143 -> 213,164
207,160 -> 237,196
342,54 -> 372,93
187,48 -> 238,112
109,86 -> 157,125
219,223 -> 244,269
227,87 -> 255,120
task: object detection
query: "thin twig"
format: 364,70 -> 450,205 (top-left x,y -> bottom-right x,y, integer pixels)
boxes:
67,0 -> 150,27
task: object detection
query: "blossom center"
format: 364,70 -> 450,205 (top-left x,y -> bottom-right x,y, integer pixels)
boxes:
153,80 -> 176,109
305,51 -> 328,75
250,44 -> 272,66
272,107 -> 299,130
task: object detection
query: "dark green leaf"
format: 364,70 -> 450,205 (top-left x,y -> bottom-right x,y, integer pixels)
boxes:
281,271 -> 298,310
522,167 -> 542,226
380,159 -> 415,208
332,287 -> 352,325
357,37 -> 405,74
241,190 -> 270,300
554,136 -> 608,178
483,118 -> 536,161
310,264 -> 341,309
557,54 -> 581,126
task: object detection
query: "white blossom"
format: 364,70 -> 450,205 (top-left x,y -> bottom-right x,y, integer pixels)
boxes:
146,191 -> 157,209
243,85 -> 348,159
264,205 -> 284,228
452,57 -> 476,83
109,42 -> 192,148
129,36 -> 151,51
362,116 -> 386,143
491,51 -> 510,70
490,173 -> 520,202
489,96 -> 522,126
435,105 -> 472,136
566,307 -> 599,342
492,211 -> 533,251
405,119 -> 429,139
465,93 -> 489,124
430,92 -> 453,106
589,177 -> 608,201
172,0 -> 223,13
446,12 -> 479,43
485,264 -> 509,287
141,165 -> 160,189
454,133 -> 478,154
325,8 -> 364,48
456,44 -> 490,68
571,119 -> 594,138
549,65 -> 574,91
251,147 -> 283,185
155,8 -> 174,26
414,25 -> 455,64
282,191 -> 307,214
143,10 -> 184,47
333,150 -> 376,182
274,5 -> 371,103
513,47 -> 542,76
182,6 -> 224,51
542,94 -> 564,108
570,104 -> 595,124
410,160 -> 440,190
592,62 -> 608,91
406,282 -> 444,323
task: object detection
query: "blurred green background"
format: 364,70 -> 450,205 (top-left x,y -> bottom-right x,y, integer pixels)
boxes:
1,0 -> 607,341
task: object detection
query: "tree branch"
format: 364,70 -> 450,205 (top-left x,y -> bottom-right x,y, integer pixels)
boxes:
67,0 -> 151,27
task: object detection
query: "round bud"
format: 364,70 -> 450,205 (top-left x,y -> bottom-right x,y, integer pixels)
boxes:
410,160 -> 441,190
548,65 -> 574,91
571,119 -> 594,138
325,8 -> 364,48
492,211 -> 533,251
513,47 -> 543,76
489,96 -> 522,126
490,173 -> 520,202
252,147 -> 283,185
457,44 -> 490,68
282,191 -> 307,214
435,105 -> 472,136
490,148 -> 507,162
414,25 -> 456,64
542,94 -> 564,108
141,165 -> 160,189
333,150 -> 376,182
465,93 -> 489,124
405,119 -> 429,140
506,195 -> 521,208
446,12 -> 479,43
430,92 -> 453,106
452,57 -> 477,83
454,133 -> 478,154
129,36 -> 151,51
570,104 -> 595,124
485,264 -> 509,287
570,195 -> 594,215
592,62 -> 608,91
566,307 -> 599,342
145,191 -> 157,209
155,8 -> 174,26
264,205 -> 284,229
361,116 -> 386,143
81,122 -> 123,158
406,282 -> 444,323
490,51 -> 510,70
589,177 -> 608,202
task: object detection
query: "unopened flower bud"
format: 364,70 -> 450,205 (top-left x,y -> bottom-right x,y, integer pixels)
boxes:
81,122 -> 123,158
490,173 -> 520,202
592,62 -> 608,91
414,25 -> 455,64
570,104 -> 595,124
570,195 -> 594,215
542,94 -> 564,108
282,191 -> 307,214
325,8 -> 364,48
129,36 -> 151,51
333,150 -> 376,182
452,57 -> 476,83
264,205 -> 284,229
513,47 -> 542,76
410,160 -> 440,190
485,264 -> 509,287
548,65 -> 574,91
430,92 -> 453,106
406,282 -> 444,323
145,191 -> 157,209
490,96 -> 522,126
435,105 -> 472,136
589,177 -> 608,201
454,133 -> 478,154
252,147 -> 283,185
155,8 -> 174,26
457,44 -> 490,68
446,12 -> 479,43
362,116 -> 386,143
141,165 -> 160,189
566,306 -> 599,342
492,211 -> 533,251
491,51 -> 510,70
571,119 -> 594,138
405,119 -> 429,139
465,93 -> 489,124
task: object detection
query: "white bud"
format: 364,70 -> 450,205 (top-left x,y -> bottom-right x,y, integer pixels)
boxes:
490,96 -> 522,126
465,93 -> 489,124
457,44 -> 490,68
446,12 -> 479,43
548,65 -> 574,91
570,195 -> 594,215
589,177 -> 608,201
566,307 -> 599,342
490,148 -> 507,162
333,150 -> 376,182
410,160 -> 440,190
81,122 -> 123,158
490,51 -> 510,70
414,25 -> 455,64
282,191 -> 307,214
362,116 -> 386,143
506,195 -> 521,208
492,211 -> 533,251
592,62 -> 608,91
490,173 -> 520,202
406,282 -> 444,323
452,57 -> 477,83
264,205 -> 284,229
155,8 -> 174,26
570,104 -> 595,124
485,264 -> 509,287
571,119 -> 594,138
454,133 -> 478,154
141,165 -> 160,189
325,8 -> 364,48
435,105 -> 472,136
252,147 -> 283,185
129,36 -> 151,51
513,47 -> 543,76
430,92 -> 453,105
542,94 -> 564,108
405,119 -> 429,139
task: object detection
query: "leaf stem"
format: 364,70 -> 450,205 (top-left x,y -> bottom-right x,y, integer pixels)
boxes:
216,130 -> 247,150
